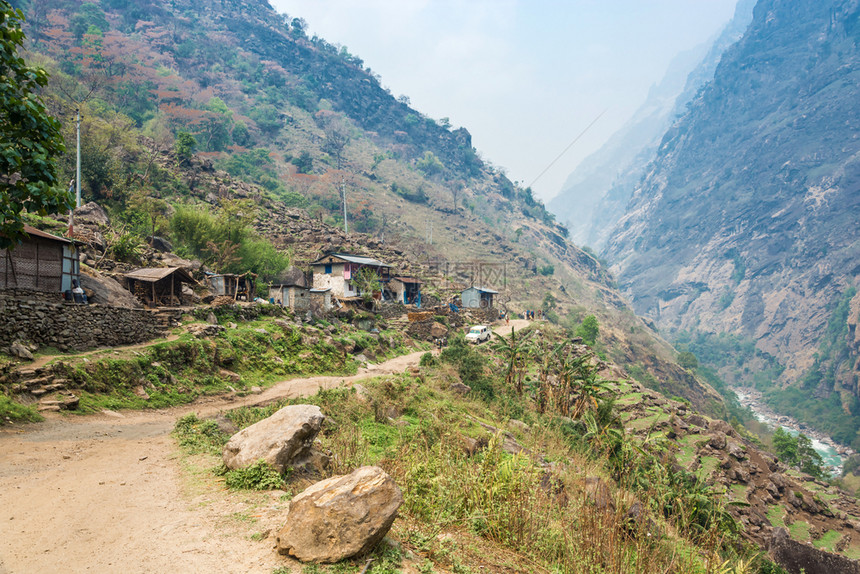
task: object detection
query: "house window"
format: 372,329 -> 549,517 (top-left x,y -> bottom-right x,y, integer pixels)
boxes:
324,264 -> 332,274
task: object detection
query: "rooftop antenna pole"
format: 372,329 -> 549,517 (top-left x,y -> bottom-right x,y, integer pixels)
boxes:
341,175 -> 348,235
75,108 -> 82,208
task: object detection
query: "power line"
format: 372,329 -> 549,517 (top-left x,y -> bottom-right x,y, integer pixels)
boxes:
527,109 -> 607,189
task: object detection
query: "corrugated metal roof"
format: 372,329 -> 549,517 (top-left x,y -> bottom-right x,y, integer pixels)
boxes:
392,276 -> 423,284
22,224 -> 73,244
125,267 -> 196,284
312,252 -> 391,268
463,286 -> 499,294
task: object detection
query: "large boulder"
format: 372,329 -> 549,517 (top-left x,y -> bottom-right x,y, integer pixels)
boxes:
276,466 -> 403,563
79,269 -> 141,308
73,201 -> 110,227
769,527 -> 860,574
222,404 -> 324,473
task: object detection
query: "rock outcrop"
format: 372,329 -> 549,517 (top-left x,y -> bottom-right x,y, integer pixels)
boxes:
222,404 -> 325,473
275,466 -> 403,563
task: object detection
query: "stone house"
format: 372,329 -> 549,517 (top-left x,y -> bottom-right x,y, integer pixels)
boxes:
270,282 -> 310,311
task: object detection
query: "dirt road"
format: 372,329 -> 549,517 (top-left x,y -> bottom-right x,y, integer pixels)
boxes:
0,323 -> 531,574
0,350 -> 430,574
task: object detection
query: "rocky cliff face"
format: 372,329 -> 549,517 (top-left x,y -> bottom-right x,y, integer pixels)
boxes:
548,0 -> 755,250
604,0 -> 860,393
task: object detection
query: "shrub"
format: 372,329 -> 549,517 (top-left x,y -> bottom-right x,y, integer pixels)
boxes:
419,352 -> 437,367
222,459 -> 288,490
575,315 -> 599,346
172,414 -> 227,455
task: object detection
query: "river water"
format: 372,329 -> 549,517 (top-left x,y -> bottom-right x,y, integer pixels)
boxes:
733,388 -> 851,475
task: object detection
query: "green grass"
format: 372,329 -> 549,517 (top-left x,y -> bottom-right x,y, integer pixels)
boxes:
788,520 -> 811,542
676,444 -> 697,469
695,456 -> 720,481
0,394 -> 43,424
766,505 -> 786,529
626,407 -> 671,430
729,483 -> 748,502
843,544 -> 860,560
812,529 -> 841,552
615,392 -> 643,406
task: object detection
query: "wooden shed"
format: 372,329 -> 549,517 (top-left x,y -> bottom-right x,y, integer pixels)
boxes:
125,267 -> 196,307
207,272 -> 257,301
1,225 -> 80,293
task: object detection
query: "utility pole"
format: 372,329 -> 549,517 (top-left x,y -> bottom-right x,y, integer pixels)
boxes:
75,109 -> 82,208
341,175 -> 348,235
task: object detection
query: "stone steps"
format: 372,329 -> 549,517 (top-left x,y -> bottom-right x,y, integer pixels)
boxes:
3,366 -> 75,406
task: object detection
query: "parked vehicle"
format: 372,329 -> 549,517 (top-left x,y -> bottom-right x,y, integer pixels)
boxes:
465,325 -> 491,344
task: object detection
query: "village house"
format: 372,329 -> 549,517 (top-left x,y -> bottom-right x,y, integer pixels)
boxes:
1,225 -> 81,296
389,276 -> 422,306
460,286 -> 498,309
269,280 -> 310,310
311,253 -> 391,299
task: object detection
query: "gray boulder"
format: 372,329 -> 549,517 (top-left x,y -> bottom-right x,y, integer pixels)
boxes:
79,269 -> 141,308
10,341 -> 33,360
276,466 -> 403,563
74,202 -> 110,227
222,404 -> 324,473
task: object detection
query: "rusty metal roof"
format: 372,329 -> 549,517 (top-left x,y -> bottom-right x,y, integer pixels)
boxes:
22,224 -> 74,244
125,267 -> 196,284
392,276 -> 423,284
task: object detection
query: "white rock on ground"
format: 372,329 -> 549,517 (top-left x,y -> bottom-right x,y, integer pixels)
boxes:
222,404 -> 325,472
276,466 -> 403,563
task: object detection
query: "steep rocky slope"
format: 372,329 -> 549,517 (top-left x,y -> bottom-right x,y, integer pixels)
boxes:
603,0 -> 860,430
548,0 -> 755,250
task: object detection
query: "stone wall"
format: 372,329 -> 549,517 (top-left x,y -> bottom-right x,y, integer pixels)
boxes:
0,292 -> 165,351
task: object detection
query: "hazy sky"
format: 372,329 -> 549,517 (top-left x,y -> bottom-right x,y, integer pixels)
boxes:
269,0 -> 740,201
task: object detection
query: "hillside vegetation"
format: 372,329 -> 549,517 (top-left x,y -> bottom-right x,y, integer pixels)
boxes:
5,0 -> 730,415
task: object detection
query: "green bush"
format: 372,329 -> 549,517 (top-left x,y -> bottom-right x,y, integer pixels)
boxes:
222,459 -> 288,490
173,413 -> 227,455
575,315 -> 599,346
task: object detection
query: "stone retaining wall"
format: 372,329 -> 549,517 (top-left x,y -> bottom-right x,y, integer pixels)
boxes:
0,293 -> 165,351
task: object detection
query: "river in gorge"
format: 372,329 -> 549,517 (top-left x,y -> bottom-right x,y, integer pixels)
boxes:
732,387 -> 854,476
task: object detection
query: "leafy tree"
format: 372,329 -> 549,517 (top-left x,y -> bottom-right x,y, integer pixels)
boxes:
70,2 -> 109,39
351,267 -> 382,304
677,351 -> 699,371
576,315 -> 600,346
291,150 -> 313,174
772,427 -> 798,465
772,428 -> 825,478
0,1 -> 70,249
416,150 -> 443,178
174,131 -> 196,164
